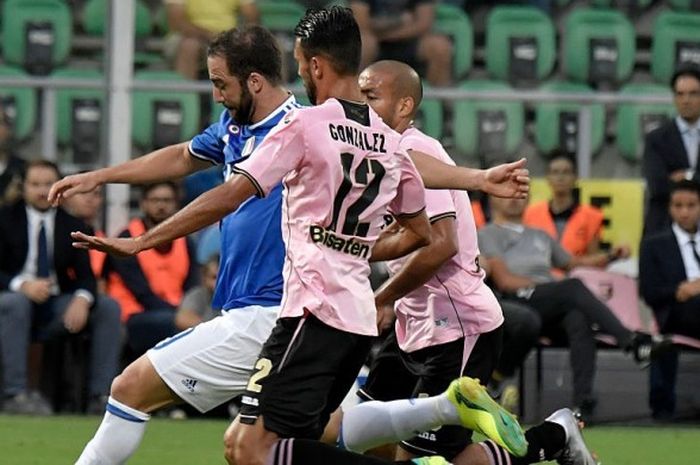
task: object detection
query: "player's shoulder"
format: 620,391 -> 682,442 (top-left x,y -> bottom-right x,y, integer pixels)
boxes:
400,127 -> 452,164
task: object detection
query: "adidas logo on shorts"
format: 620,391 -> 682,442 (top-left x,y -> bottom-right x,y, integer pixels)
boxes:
181,378 -> 198,393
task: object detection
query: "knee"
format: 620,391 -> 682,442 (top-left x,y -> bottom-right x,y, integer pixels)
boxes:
223,424 -> 238,465
178,36 -> 203,56
422,35 -> 453,63
0,292 -> 32,315
110,362 -> 144,405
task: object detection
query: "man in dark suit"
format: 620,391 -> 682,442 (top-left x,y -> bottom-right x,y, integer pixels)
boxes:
643,66 -> 700,235
640,180 -> 700,419
0,160 -> 121,415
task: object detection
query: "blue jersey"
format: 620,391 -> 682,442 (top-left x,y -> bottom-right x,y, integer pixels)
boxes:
188,95 -> 301,310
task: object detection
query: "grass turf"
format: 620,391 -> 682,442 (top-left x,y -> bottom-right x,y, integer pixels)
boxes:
1,415 -> 699,465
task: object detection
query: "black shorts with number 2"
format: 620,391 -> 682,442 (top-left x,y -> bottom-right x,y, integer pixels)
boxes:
239,312 -> 373,440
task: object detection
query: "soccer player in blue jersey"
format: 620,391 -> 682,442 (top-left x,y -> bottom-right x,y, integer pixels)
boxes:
51,25 -> 528,465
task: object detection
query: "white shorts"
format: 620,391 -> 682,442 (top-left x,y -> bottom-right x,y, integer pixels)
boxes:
147,304 -> 279,413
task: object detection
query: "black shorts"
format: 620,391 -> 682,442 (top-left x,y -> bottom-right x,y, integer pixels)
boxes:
239,312 -> 373,439
359,326 -> 503,460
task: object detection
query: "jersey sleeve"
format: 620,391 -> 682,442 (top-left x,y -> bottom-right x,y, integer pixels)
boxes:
189,117 -> 227,165
233,108 -> 305,197
389,152 -> 426,218
399,133 -> 455,221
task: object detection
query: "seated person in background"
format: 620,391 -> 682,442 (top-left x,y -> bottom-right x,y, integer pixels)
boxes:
0,160 -> 121,415
523,151 -> 629,261
175,254 -> 220,330
0,99 -> 26,208
640,180 -> 700,420
64,182 -> 108,291
107,181 -> 198,357
478,194 -> 663,418
165,0 -> 259,79
350,0 -> 452,86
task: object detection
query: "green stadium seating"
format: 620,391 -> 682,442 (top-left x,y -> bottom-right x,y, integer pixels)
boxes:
132,71 -> 201,149
414,92 -> 443,140
616,83 -> 675,163
0,65 -> 37,140
258,0 -> 306,32
52,68 -> 105,146
83,0 -> 153,36
669,0 -> 700,11
433,3 -> 473,79
0,0 -> 72,75
534,81 -> 605,157
651,11 -> 700,85
562,9 -> 635,85
485,6 -> 555,85
590,0 -> 653,9
452,80 -> 524,160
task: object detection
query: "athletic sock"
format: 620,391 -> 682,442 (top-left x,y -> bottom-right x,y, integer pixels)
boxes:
479,422 -> 566,465
75,396 -> 151,465
340,395 -> 459,453
266,438 -> 424,465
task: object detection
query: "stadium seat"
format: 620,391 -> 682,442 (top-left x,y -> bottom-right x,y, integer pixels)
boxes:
651,11 -> 700,85
485,6 -> 555,86
0,65 -> 37,140
590,0 -> 653,9
0,0 -> 72,75
131,71 -> 201,150
452,80 -> 524,161
52,68 -> 105,163
258,0 -> 306,32
433,3 -> 473,79
82,0 -> 160,66
562,8 -> 635,86
669,0 -> 700,11
534,81 -> 605,157
616,83 -> 675,163
414,91 -> 443,140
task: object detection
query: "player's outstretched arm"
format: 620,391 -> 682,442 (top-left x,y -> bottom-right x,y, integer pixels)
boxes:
71,174 -> 258,256
409,150 -> 529,198
370,211 -> 431,263
49,142 -> 210,205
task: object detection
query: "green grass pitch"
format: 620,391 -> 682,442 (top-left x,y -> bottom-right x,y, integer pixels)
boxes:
0,415 -> 699,465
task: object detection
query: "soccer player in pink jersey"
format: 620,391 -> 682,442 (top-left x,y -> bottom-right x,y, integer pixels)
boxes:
335,61 -> 598,465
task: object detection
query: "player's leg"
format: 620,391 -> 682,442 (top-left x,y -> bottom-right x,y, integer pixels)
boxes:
453,408 -> 597,465
226,314 -> 396,465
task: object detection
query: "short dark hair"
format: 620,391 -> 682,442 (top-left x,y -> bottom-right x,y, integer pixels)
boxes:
294,6 -> 361,76
670,179 -> 700,200
24,159 -> 62,180
547,149 -> 577,175
670,65 -> 700,91
141,181 -> 180,199
207,26 -> 283,85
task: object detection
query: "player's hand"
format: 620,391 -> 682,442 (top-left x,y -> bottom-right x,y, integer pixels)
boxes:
48,171 -> 102,206
20,279 -> 52,304
676,281 -> 695,302
63,296 -> 90,333
71,231 -> 143,257
376,303 -> 395,333
482,158 -> 529,199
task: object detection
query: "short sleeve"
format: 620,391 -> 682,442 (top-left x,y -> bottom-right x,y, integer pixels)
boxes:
189,115 -> 227,165
233,108 -> 305,197
389,152 -> 426,218
477,227 -> 502,258
550,235 -> 572,269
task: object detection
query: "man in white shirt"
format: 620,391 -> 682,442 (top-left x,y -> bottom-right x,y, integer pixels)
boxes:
0,160 -> 121,415
640,179 -> 700,419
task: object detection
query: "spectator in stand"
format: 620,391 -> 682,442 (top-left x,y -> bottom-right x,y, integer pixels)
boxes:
350,0 -> 452,86
523,152 -> 630,260
175,254 -> 220,330
0,160 -> 121,415
64,182 -> 108,292
107,181 -> 198,357
640,180 -> 700,420
643,66 -> 700,235
165,0 -> 260,79
0,100 -> 26,207
478,194 -> 665,418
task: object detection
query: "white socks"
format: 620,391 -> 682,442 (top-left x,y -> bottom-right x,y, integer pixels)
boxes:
340,394 -> 460,453
75,397 -> 151,465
